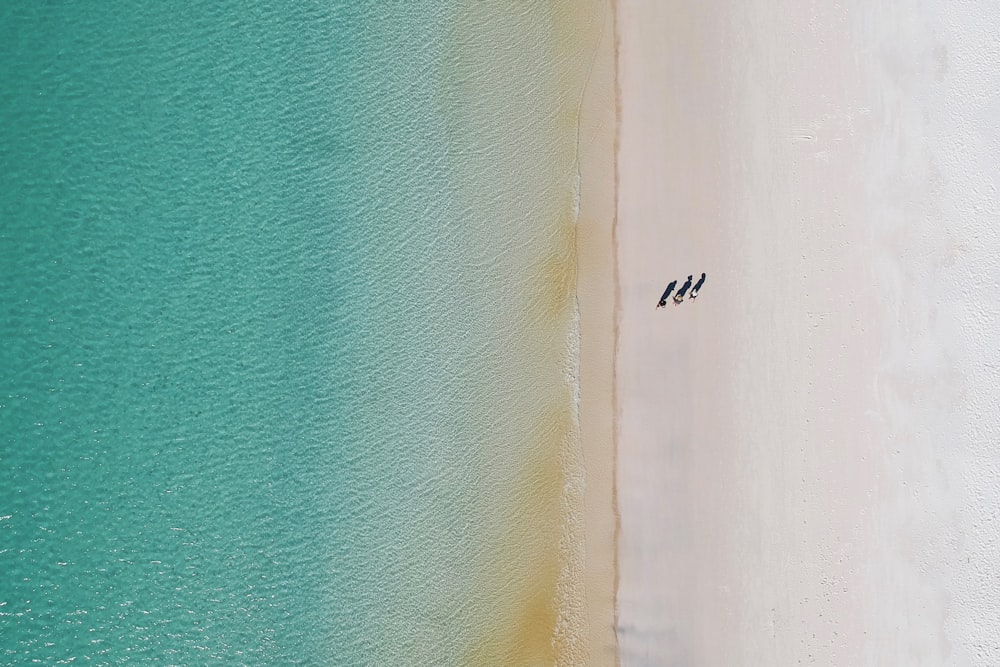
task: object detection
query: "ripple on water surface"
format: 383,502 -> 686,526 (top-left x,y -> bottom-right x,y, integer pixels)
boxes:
0,1 -> 601,664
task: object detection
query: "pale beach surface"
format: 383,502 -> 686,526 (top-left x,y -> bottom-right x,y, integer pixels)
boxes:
613,1 -> 1000,665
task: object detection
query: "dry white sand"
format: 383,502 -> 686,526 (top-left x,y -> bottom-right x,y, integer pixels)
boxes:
613,0 -> 1000,664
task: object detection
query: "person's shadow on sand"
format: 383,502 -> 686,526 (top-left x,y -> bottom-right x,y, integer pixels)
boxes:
657,273 -> 707,309
656,280 -> 677,309
688,272 -> 706,299
672,275 -> 693,304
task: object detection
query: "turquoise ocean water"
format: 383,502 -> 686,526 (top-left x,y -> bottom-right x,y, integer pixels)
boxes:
1,2 -> 595,664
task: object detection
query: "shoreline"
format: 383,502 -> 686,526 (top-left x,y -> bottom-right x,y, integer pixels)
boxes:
574,0 -> 621,663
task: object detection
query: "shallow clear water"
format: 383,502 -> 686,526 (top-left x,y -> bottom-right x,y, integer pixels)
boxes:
0,2 -> 593,664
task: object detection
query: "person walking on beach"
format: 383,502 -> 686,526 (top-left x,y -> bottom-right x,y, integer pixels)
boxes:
656,280 -> 677,309
673,275 -> 693,304
689,272 -> 707,299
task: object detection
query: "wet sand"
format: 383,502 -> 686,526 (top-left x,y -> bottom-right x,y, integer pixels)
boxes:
575,0 -> 620,663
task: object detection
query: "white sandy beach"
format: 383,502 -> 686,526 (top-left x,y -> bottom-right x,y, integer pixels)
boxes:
611,0 -> 1000,664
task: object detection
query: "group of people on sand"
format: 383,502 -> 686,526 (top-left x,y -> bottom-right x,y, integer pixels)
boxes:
656,272 -> 706,308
